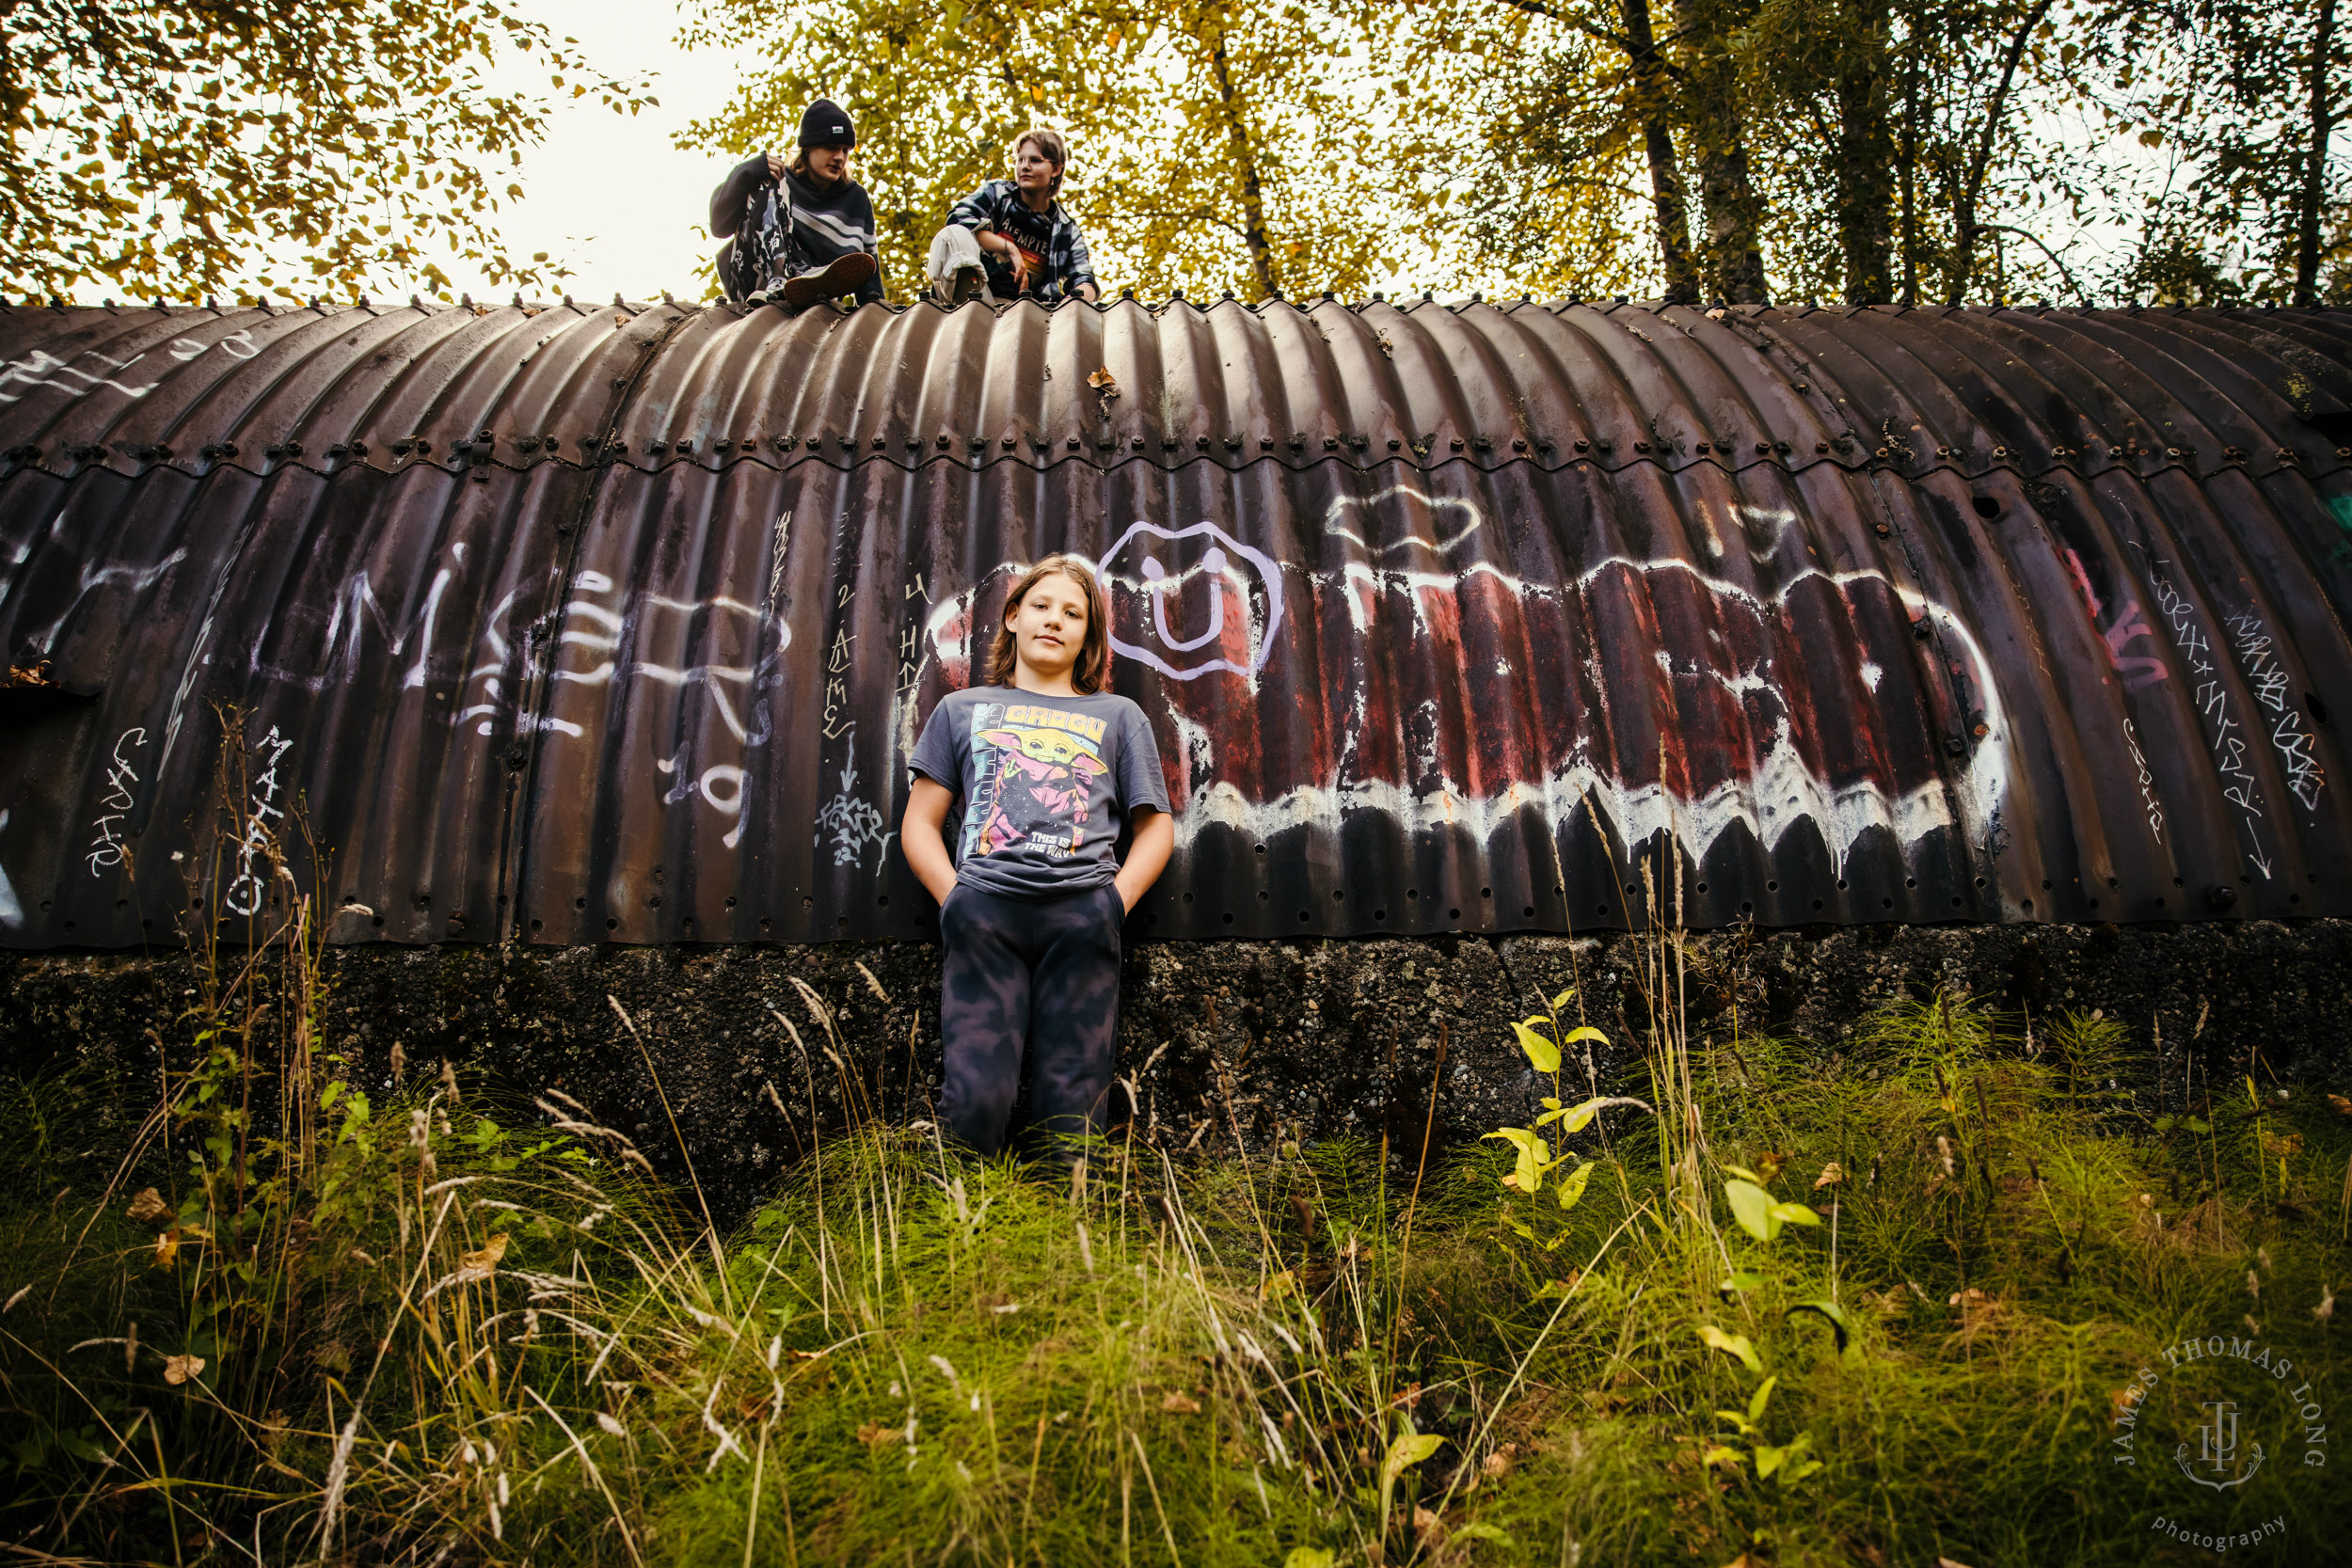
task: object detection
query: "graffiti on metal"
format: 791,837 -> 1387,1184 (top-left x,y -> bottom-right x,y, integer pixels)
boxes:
2,296 -> 2350,946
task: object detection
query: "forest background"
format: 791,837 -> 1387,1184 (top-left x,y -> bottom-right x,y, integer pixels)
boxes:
4,0 -> 2346,312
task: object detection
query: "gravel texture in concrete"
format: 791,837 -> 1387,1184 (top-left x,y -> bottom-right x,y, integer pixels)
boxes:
5,920 -> 2345,1219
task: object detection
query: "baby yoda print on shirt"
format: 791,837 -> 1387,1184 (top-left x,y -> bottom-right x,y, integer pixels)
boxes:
910,688 -> 1169,901
969,703 -> 1109,858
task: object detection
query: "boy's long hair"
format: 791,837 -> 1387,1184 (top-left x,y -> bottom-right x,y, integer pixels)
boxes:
782,147 -> 849,187
986,555 -> 1111,694
1014,127 -> 1067,198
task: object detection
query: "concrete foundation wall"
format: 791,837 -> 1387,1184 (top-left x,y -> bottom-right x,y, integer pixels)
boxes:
5,921 -> 2348,1218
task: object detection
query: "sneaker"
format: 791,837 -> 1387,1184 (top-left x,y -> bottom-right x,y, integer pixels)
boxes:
780,253 -> 879,309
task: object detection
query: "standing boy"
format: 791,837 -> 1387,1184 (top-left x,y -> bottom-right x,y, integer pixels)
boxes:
902,556 -> 1172,1158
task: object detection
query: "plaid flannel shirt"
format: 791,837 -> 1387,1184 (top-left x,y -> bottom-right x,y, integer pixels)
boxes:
947,180 -> 1097,303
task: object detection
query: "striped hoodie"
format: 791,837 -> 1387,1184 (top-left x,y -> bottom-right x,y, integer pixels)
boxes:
708,154 -> 885,306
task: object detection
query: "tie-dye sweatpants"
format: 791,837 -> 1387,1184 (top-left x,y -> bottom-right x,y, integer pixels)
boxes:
937,880 -> 1125,1158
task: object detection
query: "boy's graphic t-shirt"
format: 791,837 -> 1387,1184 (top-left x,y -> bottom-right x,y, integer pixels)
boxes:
994,200 -> 1056,289
910,687 -> 1170,900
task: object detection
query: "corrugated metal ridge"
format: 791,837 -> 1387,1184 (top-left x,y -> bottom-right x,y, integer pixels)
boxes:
8,297 -> 2352,952
8,301 -> 2344,487
0,298 -> 688,481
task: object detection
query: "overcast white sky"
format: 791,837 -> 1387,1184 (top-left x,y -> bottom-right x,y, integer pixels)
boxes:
446,0 -> 762,303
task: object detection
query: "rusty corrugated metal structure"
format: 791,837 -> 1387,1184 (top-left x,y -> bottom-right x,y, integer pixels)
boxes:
4,293 -> 2351,948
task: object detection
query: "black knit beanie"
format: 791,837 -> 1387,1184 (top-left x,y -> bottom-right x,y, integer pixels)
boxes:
798,99 -> 856,149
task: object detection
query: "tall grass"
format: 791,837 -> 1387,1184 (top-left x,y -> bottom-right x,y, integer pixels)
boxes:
5,979 -> 2349,1565
1,746 -> 2346,1564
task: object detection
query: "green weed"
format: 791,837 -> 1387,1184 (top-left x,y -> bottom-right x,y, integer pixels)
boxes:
0,765 -> 2346,1565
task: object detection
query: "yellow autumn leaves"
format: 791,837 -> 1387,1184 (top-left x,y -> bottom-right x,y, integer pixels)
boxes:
678,0 -> 1529,303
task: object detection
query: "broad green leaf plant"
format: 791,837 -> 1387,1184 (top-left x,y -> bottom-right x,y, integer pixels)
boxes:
1695,1163 -> 1851,1497
1485,991 -> 1649,1199
1482,991 -> 1653,1282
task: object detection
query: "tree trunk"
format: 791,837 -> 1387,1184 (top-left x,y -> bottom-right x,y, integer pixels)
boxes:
1700,139 -> 1771,303
2297,0 -> 2338,307
1898,62 -> 1920,306
1677,0 -> 1771,301
1208,30 -> 1278,300
1946,0 -> 2049,305
1833,7 -> 1896,305
1621,0 -> 1700,301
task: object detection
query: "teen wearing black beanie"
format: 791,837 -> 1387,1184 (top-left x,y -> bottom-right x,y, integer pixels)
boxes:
707,98 -> 883,309
798,100 -> 855,150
